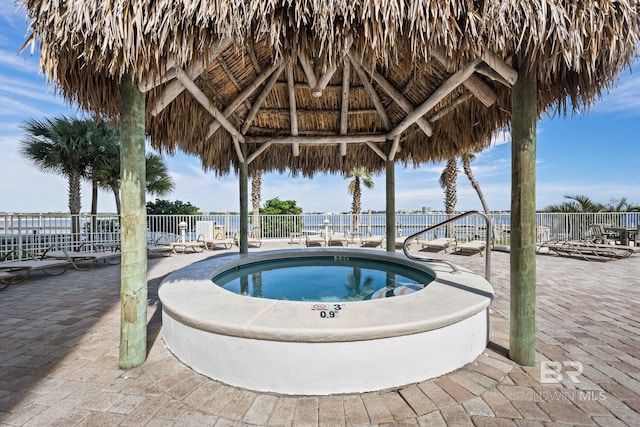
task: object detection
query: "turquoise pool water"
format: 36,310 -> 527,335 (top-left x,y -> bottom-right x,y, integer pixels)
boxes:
212,256 -> 434,301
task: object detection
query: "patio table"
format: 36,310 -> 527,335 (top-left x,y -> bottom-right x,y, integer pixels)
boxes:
604,226 -> 636,246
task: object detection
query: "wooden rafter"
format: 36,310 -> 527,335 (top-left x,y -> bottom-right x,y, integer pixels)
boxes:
246,134 -> 387,145
207,62 -> 281,138
388,59 -> 482,139
346,53 -> 391,131
297,53 -> 318,90
339,57 -> 350,156
428,93 -> 473,122
431,51 -> 497,107
175,68 -> 244,142
365,141 -> 387,160
388,135 -> 401,161
481,51 -> 518,86
138,56 -> 177,92
149,38 -> 231,116
247,141 -> 273,164
232,135 -> 245,163
286,60 -> 300,156
243,39 -> 261,73
349,51 -> 434,137
241,64 -> 284,134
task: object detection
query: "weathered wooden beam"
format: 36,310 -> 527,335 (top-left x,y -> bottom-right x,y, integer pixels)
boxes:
119,73 -> 147,369
350,51 -> 433,137
482,51 -> 518,86
510,63 -> 536,367
385,139 -> 395,252
247,141 -> 273,164
238,139 -> 249,254
241,64 -> 284,134
175,68 -> 244,142
247,134 -> 387,145
388,135 -> 401,161
257,108 -> 378,115
346,53 -> 392,131
365,141 -> 387,160
314,62 -> 338,97
150,60 -> 204,116
232,135 -> 245,163
207,62 -> 280,138
150,38 -> 231,116
340,57 -> 350,156
387,59 -> 481,139
475,63 -> 513,87
244,39 -> 261,73
428,93 -> 473,122
286,60 -> 300,156
432,51 -> 497,107
297,53 -> 318,90
138,59 -> 176,93
464,74 -> 498,107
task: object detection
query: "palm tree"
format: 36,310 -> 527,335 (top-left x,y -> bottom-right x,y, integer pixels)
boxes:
20,116 -> 95,245
95,145 -> 174,215
251,170 -> 262,238
542,194 -> 606,213
346,167 -> 374,232
439,158 -> 457,215
460,152 -> 490,214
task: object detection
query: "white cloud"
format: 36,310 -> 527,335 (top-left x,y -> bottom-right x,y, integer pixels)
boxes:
0,48 -> 40,74
592,73 -> 640,117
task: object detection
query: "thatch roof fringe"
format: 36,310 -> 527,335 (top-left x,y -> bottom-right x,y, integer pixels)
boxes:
21,1 -> 640,175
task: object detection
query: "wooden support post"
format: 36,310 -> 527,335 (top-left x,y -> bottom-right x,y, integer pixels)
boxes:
119,73 -> 148,369
239,141 -> 249,254
385,139 -> 395,252
510,63 -> 536,366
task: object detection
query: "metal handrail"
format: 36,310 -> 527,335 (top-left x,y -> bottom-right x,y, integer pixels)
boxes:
402,210 -> 492,281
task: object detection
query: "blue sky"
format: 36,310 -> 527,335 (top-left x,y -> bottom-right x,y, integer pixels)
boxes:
1,5 -> 639,214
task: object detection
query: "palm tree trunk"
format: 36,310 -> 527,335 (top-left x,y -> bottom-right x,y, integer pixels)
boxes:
462,158 -> 490,214
113,188 -> 122,216
90,178 -> 99,242
351,178 -> 361,232
68,171 -> 82,248
119,72 -> 148,369
251,171 -> 261,238
444,158 -> 457,238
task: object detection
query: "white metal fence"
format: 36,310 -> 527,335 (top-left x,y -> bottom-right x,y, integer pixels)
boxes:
1,211 -> 638,259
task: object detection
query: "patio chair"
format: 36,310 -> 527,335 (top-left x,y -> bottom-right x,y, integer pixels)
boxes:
233,230 -> 263,248
147,235 -> 174,257
360,233 -> 384,248
589,223 -> 619,245
305,233 -> 325,247
327,231 -> 349,246
42,244 -> 121,270
1,249 -> 71,288
453,240 -> 486,256
421,237 -> 456,253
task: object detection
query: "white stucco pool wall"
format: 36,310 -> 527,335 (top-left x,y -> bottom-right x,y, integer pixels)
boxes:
159,249 -> 494,395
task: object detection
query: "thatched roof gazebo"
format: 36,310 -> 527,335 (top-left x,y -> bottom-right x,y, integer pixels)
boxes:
21,0 -> 639,369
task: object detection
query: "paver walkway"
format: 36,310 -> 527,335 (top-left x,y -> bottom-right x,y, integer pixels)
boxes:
1,241 -> 639,426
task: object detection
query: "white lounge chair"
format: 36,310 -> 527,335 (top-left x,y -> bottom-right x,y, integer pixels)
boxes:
233,231 -> 263,248
421,237 -> 456,253
43,244 -> 122,270
305,233 -> 325,247
360,234 -> 384,248
328,232 -> 349,246
196,221 -> 234,250
1,249 -> 71,287
453,240 -> 486,256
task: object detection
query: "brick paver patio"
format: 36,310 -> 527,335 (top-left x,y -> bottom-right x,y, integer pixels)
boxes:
1,241 -> 639,426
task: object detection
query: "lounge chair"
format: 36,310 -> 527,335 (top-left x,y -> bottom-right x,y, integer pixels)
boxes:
42,244 -> 121,270
395,235 -> 419,249
453,240 -> 486,256
233,231 -> 263,248
421,237 -> 456,253
1,249 -> 71,288
538,240 -> 637,261
196,221 -> 233,250
360,234 -> 384,248
327,232 -> 349,246
170,235 -> 207,253
147,235 -> 174,257
305,233 -> 325,247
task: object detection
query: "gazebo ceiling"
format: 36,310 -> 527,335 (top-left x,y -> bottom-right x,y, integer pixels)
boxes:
22,1 -> 640,176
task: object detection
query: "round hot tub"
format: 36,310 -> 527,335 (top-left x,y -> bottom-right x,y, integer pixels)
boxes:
159,248 -> 493,395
